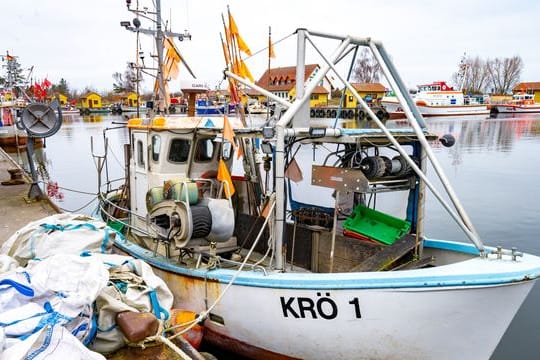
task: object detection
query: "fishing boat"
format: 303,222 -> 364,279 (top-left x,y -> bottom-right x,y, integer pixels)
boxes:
489,92 -> 540,115
381,81 -> 489,118
195,98 -> 237,115
0,56 -> 32,152
95,4 -> 540,359
246,100 -> 267,114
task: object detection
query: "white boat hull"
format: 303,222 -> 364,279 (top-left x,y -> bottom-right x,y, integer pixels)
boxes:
114,239 -> 540,359
490,104 -> 540,114
382,99 -> 489,118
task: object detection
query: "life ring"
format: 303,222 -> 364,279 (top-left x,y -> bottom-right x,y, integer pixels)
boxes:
326,109 -> 332,118
347,110 -> 354,119
357,110 -> 364,120
376,110 -> 384,119
310,109 -> 315,117
330,109 -> 337,118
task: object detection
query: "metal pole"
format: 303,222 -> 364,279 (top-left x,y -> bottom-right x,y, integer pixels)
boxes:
225,71 -> 290,108
306,31 -> 484,254
294,29 -> 309,127
371,42 -> 480,240
273,37 -> 351,270
155,0 -> 167,114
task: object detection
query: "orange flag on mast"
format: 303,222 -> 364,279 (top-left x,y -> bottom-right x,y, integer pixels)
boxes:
222,115 -> 237,152
217,159 -> 236,199
228,11 -> 252,56
269,27 -> 276,59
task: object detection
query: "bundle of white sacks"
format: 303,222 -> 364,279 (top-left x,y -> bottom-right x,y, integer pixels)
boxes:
0,214 -> 173,359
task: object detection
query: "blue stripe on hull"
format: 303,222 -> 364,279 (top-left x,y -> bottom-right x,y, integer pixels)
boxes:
114,237 -> 540,290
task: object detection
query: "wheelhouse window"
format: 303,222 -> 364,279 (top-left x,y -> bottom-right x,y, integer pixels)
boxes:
151,135 -> 161,162
137,140 -> 144,167
168,138 -> 191,163
194,138 -> 215,162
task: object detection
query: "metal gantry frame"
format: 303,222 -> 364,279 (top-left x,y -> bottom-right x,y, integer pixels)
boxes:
226,28 -> 486,270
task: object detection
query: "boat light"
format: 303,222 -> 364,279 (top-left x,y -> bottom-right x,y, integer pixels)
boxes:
260,141 -> 274,155
309,127 -> 326,138
127,118 -> 143,127
152,117 -> 167,128
262,126 -> 274,139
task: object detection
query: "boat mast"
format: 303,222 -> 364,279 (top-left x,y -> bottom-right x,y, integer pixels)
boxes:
154,0 -> 167,114
123,0 -> 192,115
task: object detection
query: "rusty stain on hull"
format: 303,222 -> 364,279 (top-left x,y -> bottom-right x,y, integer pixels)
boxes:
152,267 -> 221,312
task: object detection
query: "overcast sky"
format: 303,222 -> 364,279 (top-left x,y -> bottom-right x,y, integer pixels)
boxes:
2,0 -> 539,94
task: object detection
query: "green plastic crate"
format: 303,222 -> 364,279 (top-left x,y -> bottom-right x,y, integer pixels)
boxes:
343,204 -> 411,245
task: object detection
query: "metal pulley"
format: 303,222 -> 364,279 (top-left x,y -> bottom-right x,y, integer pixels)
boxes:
20,101 -> 62,138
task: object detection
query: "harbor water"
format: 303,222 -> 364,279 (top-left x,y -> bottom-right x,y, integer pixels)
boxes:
11,112 -> 540,359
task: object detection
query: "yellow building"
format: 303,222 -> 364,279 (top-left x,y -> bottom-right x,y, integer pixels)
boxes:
513,82 -> 540,102
48,93 -> 68,106
122,92 -> 140,107
80,92 -> 102,109
344,83 -> 386,108
289,86 -> 329,107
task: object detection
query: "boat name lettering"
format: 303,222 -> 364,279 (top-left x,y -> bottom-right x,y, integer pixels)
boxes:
280,293 -> 361,319
330,176 -> 343,182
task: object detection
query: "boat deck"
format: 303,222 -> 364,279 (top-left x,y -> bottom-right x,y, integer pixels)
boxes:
0,147 -> 59,245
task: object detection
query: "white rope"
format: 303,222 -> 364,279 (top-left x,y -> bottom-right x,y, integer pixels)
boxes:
158,335 -> 193,359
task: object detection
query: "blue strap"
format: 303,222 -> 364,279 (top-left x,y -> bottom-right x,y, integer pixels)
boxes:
40,223 -> 99,232
0,310 -> 47,327
83,310 -> 99,345
101,227 -> 109,253
148,289 -> 169,321
0,279 -> 34,297
97,323 -> 117,332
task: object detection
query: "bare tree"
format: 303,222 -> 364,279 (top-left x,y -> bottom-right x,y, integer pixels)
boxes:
352,48 -> 381,83
486,56 -> 523,94
112,62 -> 139,93
451,55 -> 489,94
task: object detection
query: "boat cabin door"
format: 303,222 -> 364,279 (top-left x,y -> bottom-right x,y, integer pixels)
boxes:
131,131 -> 149,218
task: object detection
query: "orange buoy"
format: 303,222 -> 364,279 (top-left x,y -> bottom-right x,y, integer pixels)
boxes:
168,309 -> 204,349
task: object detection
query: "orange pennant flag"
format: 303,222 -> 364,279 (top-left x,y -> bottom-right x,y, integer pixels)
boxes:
222,115 -> 237,152
217,159 -> 236,199
228,13 -> 239,35
228,11 -> 251,56
236,143 -> 243,160
269,41 -> 275,59
240,60 -> 254,82
269,27 -> 276,59
235,33 -> 252,56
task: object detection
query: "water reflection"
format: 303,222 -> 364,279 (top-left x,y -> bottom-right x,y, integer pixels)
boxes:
83,115 -> 104,122
4,112 -> 540,359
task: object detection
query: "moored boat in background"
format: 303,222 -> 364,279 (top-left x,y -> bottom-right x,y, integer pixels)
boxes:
381,81 -> 489,118
489,92 -> 540,115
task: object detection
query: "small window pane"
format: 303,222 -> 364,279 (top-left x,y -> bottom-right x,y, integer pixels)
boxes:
137,140 -> 144,167
151,135 -> 161,162
168,139 -> 191,163
194,139 -> 215,162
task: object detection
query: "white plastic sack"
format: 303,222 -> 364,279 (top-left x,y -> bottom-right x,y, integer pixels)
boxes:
1,213 -> 116,266
0,255 -> 18,274
0,254 -> 109,359
88,255 -> 173,354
